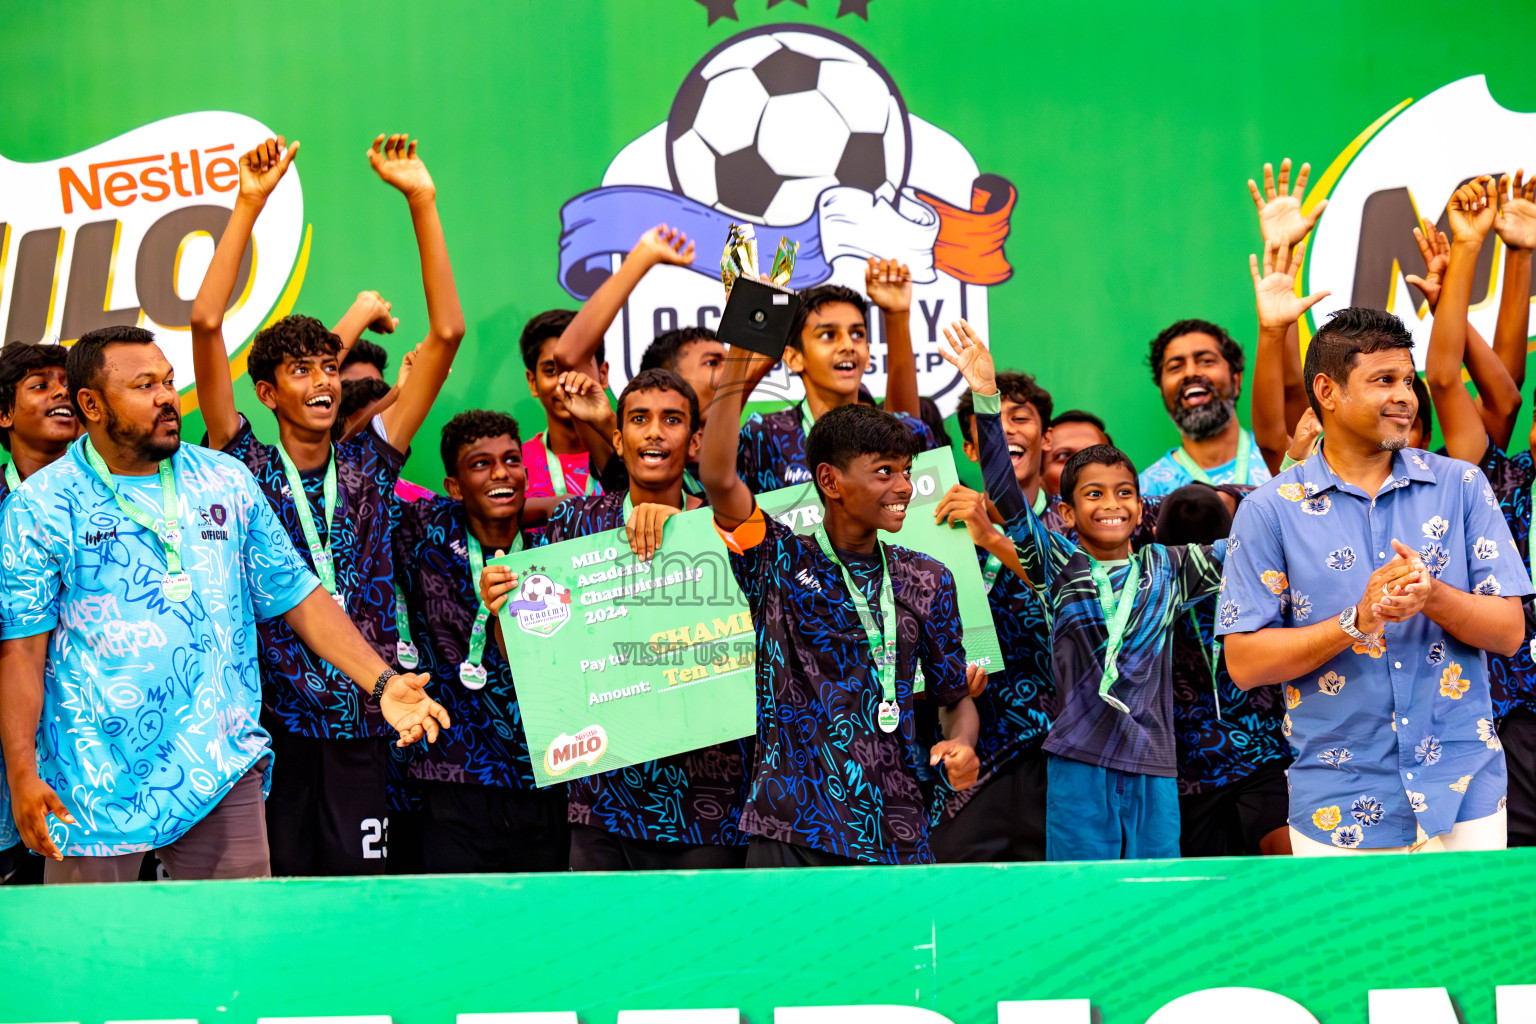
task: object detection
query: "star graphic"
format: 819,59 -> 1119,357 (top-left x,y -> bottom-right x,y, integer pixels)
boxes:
837,0 -> 872,17
696,0 -> 739,24
767,0 -> 808,6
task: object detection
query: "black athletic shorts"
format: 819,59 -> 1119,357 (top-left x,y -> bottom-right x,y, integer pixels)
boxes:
929,747 -> 1048,863
264,722 -> 390,877
1178,759 -> 1291,857
420,780 -> 570,873
1500,708 -> 1536,848
570,823 -> 746,871
742,836 -> 866,868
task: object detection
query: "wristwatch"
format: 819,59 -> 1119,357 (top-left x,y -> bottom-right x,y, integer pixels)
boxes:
1337,604 -> 1370,641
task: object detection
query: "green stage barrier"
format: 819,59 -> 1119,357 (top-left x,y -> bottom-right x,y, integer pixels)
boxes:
2,852 -> 1535,1023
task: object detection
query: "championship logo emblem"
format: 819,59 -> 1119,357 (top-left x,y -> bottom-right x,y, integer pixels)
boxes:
1303,75 -> 1536,364
507,570 -> 574,638
0,111 -> 308,392
556,24 -> 1017,414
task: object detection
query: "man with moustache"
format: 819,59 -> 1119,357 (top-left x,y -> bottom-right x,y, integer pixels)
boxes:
1221,307 -> 1529,854
0,326 -> 448,883
1140,320 -> 1271,497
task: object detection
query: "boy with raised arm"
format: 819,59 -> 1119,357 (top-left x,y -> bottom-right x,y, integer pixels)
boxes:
519,310 -> 600,538
943,319 -> 1227,861
737,260 -> 935,493
698,340 -> 981,866
390,410 -> 568,872
517,227 -> 694,525
0,342 -> 78,880
480,368 -> 751,869
919,373 -> 1055,861
190,133 -> 465,875
1424,173 -> 1536,848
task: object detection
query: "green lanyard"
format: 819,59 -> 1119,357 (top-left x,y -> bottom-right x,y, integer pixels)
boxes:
683,468 -> 705,498
1523,482 -> 1536,592
1172,427 -> 1252,485
3,462 -> 19,491
1528,479 -> 1535,589
82,438 -> 191,602
276,444 -> 340,603
1187,609 -> 1224,722
460,530 -> 522,689
394,581 -> 420,670
980,552 -> 1004,593
799,400 -> 817,438
534,431 -> 598,498
392,527 -> 523,687
813,531 -> 902,733
980,492 -> 1046,593
620,491 -> 685,521
1086,554 -> 1141,714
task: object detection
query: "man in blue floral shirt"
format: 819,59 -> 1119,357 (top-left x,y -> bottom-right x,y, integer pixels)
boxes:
1222,308 -> 1530,853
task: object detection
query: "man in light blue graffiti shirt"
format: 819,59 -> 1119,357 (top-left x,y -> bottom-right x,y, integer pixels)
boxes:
1221,308 -> 1529,854
0,327 -> 449,884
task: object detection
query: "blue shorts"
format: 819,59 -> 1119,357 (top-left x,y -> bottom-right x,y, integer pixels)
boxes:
1045,754 -> 1180,861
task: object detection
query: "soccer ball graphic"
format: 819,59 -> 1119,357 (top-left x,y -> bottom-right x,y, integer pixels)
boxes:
665,26 -> 911,226
521,573 -> 559,607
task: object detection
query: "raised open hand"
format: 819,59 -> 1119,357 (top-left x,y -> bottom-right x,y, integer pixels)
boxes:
1447,175 -> 1496,243
238,136 -> 300,205
938,318 -> 996,395
1405,218 -> 1450,310
555,370 -> 612,425
865,257 -> 913,313
1248,158 -> 1327,250
368,134 -> 435,202
634,224 -> 696,267
1494,170 -> 1536,251
1251,239 -> 1330,331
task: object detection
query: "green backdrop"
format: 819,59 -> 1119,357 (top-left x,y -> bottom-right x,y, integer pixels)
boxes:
2,853 -> 1535,1022
7,0 -> 1536,487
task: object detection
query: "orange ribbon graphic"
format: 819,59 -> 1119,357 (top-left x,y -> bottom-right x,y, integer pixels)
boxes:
918,174 -> 1016,286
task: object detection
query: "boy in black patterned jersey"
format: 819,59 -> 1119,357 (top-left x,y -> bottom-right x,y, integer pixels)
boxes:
701,343 -> 982,865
